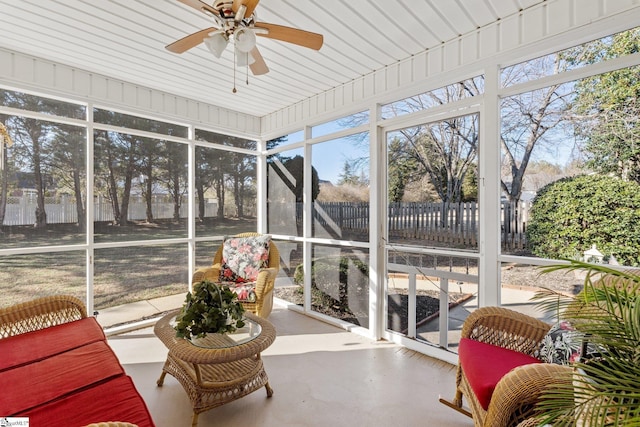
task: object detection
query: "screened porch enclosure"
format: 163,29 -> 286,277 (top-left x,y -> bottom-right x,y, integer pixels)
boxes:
1,1 -> 640,363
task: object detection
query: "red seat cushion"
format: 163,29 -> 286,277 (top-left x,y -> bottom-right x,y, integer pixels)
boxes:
0,340 -> 124,415
17,375 -> 155,427
458,337 -> 541,410
0,317 -> 106,372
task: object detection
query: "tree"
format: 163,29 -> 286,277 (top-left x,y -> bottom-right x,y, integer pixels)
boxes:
158,141 -> 187,221
114,132 -> 137,227
338,78 -> 482,205
386,82 -> 481,205
229,154 -> 256,218
194,131 -> 257,220
50,124 -> 86,228
515,160 -> 573,195
500,54 -> 575,202
461,162 -> 478,202
387,136 -> 421,202
214,151 -> 230,218
138,137 -> 161,223
94,130 -> 138,226
567,28 -> 640,185
194,146 -> 219,221
390,115 -> 479,205
283,155 -> 319,202
94,132 -> 121,224
268,155 -> 320,236
1,90 -> 85,228
0,118 -> 14,229
334,159 -> 367,186
345,67 -> 575,206
224,138 -> 257,219
5,114 -> 51,228
337,161 -> 360,186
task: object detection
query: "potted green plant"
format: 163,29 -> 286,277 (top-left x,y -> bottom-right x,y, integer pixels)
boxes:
532,260 -> 640,426
174,280 -> 246,340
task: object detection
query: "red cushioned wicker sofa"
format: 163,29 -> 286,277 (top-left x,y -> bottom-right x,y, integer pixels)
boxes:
0,295 -> 155,427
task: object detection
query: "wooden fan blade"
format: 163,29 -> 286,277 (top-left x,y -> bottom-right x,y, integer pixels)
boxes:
233,0 -> 260,18
255,22 -> 323,50
166,27 -> 218,53
177,0 -> 219,16
249,47 -> 269,75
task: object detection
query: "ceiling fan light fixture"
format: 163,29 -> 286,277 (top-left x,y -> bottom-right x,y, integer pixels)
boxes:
235,47 -> 256,67
234,27 -> 256,53
203,31 -> 228,58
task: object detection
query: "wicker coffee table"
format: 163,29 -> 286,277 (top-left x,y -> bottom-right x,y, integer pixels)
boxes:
154,309 -> 276,427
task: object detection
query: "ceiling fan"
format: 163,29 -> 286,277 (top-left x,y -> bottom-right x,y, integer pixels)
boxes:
167,0 -> 324,79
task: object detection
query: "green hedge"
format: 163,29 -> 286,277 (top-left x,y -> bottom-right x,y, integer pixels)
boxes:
526,174 -> 640,266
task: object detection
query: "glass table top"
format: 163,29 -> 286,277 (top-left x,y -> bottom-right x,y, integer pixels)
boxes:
170,316 -> 262,349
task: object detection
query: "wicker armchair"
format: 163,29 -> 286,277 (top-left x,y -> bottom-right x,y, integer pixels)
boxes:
192,232 -> 279,318
440,306 -> 573,427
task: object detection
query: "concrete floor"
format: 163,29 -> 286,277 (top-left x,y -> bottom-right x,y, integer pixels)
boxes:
108,303 -> 475,427
103,281 -> 548,427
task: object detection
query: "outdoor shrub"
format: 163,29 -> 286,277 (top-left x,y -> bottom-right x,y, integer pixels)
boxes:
293,256 -> 369,287
293,255 -> 369,311
526,174 -> 640,266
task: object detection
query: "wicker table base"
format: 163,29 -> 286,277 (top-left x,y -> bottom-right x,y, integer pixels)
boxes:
154,310 -> 276,427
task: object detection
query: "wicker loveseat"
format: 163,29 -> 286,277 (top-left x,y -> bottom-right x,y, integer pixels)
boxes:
0,295 -> 155,427
440,306 -> 573,427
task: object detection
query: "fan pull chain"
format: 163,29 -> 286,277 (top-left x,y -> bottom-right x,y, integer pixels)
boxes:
232,51 -> 251,93
246,56 -> 249,86
232,46 -> 237,93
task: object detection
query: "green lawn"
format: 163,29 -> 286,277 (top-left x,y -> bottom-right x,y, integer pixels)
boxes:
0,218 -> 257,310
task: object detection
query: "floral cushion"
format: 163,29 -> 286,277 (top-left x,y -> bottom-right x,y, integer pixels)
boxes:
220,282 -> 257,303
535,320 -> 584,365
219,235 -> 271,283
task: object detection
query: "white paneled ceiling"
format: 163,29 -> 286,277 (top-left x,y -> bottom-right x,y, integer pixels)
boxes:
0,0 -> 545,117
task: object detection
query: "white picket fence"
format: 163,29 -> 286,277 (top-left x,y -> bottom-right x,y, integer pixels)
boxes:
2,195 -> 219,225
2,196 -> 531,251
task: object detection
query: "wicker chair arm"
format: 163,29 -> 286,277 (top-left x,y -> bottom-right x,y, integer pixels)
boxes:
486,362 -> 572,426
461,306 -> 551,355
516,418 -> 543,427
0,295 -> 87,339
255,267 -> 277,298
191,266 -> 221,284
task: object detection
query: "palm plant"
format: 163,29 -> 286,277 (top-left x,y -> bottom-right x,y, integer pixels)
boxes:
531,260 -> 640,426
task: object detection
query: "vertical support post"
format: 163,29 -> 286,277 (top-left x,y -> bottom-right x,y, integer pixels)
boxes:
256,137 -> 266,234
187,124 -> 196,293
303,126 -> 312,312
86,104 -> 95,315
439,277 -> 449,348
370,103 -> 384,339
478,64 -> 502,308
408,272 -> 417,338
